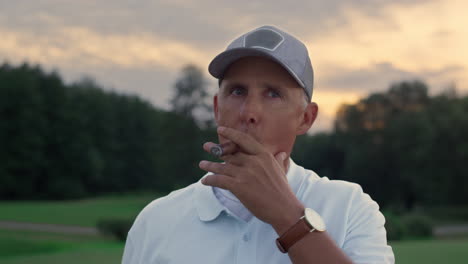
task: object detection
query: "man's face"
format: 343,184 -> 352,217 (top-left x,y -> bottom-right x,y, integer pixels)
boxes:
213,56 -> 316,156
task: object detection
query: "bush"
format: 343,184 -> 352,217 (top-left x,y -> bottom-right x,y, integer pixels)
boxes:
383,211 -> 406,241
424,206 -> 468,223
96,218 -> 134,241
383,210 -> 434,241
401,212 -> 433,238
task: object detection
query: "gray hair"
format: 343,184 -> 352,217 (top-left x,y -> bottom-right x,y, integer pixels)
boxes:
302,90 -> 310,109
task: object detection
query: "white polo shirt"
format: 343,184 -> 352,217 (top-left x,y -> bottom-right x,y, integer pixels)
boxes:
122,159 -> 394,263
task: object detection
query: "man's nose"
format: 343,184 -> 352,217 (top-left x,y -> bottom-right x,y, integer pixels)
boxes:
239,95 -> 261,125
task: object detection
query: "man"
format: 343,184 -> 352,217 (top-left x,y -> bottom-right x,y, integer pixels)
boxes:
122,25 -> 395,263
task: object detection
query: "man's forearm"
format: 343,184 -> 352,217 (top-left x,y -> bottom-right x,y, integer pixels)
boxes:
271,203 -> 353,264
287,231 -> 353,263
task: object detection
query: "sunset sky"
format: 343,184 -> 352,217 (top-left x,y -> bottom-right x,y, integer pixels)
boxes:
1,0 -> 466,132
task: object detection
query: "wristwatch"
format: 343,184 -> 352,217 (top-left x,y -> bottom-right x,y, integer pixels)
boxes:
276,208 -> 326,253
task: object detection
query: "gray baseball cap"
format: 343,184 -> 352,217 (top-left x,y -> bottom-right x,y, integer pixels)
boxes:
208,25 -> 314,100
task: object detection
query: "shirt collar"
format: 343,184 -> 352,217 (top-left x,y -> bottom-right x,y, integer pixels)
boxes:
193,158 -> 303,222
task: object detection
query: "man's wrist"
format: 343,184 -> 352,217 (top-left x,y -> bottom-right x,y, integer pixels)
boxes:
271,202 -> 305,235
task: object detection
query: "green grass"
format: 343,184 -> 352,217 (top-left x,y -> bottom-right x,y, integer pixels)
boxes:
0,229 -> 124,264
1,229 -> 468,263
2,195 -> 468,263
0,193 -> 162,263
0,193 -> 163,227
392,238 -> 468,264
0,238 -> 71,258
0,249 -> 124,264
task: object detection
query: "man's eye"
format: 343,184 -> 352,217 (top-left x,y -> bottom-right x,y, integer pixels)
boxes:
231,88 -> 245,96
268,90 -> 281,98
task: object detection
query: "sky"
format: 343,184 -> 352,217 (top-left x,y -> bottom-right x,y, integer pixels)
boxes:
1,0 -> 466,133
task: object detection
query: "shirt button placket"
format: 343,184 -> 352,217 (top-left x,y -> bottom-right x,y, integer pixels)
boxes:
236,222 -> 256,264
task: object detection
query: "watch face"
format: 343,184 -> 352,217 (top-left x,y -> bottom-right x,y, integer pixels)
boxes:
304,208 -> 326,232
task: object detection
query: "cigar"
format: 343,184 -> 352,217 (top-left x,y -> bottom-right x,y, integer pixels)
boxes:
210,141 -> 239,157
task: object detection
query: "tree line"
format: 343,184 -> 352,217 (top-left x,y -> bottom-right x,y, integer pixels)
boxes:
0,63 -> 215,199
293,81 -> 468,209
1,62 -> 467,210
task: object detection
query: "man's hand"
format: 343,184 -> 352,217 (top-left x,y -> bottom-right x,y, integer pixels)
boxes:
199,126 -> 304,232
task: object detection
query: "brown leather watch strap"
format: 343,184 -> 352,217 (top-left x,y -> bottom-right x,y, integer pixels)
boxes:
276,217 -> 314,253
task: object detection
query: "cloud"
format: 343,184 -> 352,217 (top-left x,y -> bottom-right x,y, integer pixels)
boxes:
319,62 -> 464,94
75,65 -> 179,110
306,0 -> 468,72
0,24 -> 212,71
0,0 -> 434,51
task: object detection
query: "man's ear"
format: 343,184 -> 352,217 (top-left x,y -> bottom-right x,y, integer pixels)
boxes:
213,94 -> 219,123
296,102 -> 318,135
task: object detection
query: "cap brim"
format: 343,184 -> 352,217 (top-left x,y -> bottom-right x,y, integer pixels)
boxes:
208,48 -> 305,90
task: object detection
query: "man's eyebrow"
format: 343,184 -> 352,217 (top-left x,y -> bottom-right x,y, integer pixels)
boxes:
224,81 -> 247,89
223,81 -> 285,91
263,82 -> 283,91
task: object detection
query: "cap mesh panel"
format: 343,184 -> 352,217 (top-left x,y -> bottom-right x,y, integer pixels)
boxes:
245,29 -> 283,50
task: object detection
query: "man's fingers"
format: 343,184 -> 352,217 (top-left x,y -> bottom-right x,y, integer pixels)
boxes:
199,160 -> 237,176
204,141 -> 239,157
219,151 -> 249,166
217,126 -> 263,155
201,174 -> 234,190
203,142 -> 217,153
